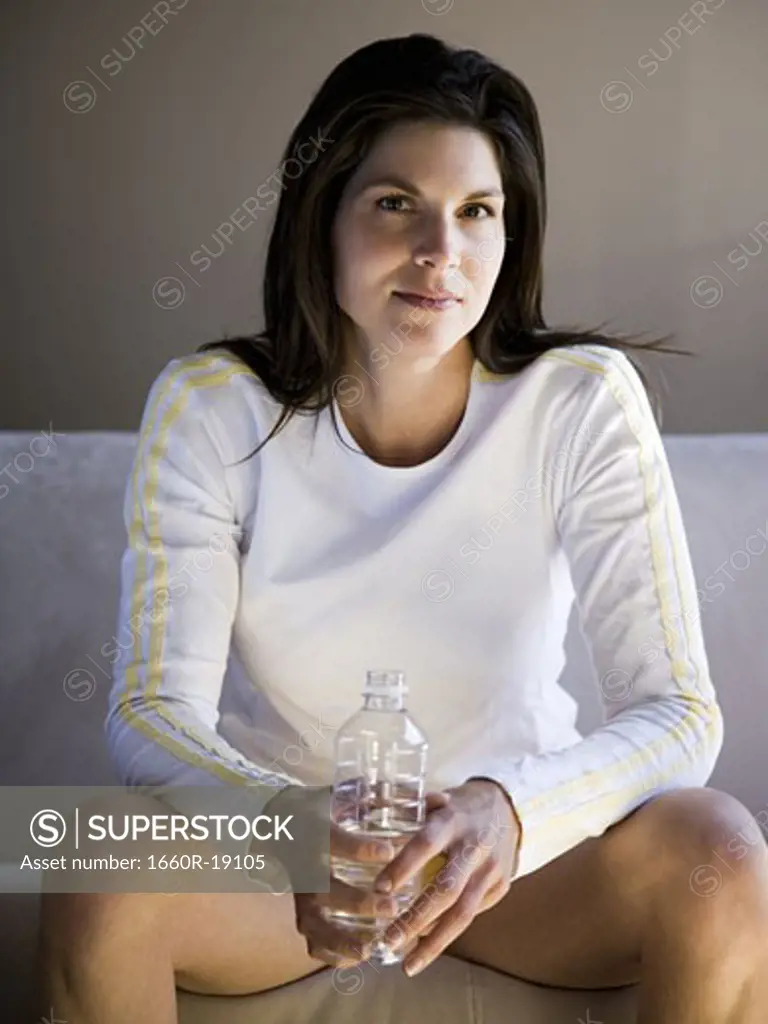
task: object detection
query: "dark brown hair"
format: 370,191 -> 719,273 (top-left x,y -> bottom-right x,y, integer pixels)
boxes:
198,33 -> 691,463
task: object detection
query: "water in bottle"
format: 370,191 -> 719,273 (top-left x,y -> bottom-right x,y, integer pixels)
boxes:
326,669 -> 428,965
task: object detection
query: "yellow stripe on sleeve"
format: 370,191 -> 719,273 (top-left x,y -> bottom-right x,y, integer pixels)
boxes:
119,352 -> 262,786
516,345 -> 713,817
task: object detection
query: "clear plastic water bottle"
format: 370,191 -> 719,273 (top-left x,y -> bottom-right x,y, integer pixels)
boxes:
326,669 -> 428,965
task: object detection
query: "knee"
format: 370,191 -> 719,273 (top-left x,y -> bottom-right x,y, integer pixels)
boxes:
626,787 -> 768,905
38,792 -> 174,954
39,889 -> 160,965
650,788 -> 766,868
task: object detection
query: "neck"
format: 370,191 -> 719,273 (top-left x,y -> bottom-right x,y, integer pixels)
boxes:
338,337 -> 475,467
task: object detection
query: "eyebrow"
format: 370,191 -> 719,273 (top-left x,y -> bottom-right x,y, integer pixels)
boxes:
357,175 -> 505,201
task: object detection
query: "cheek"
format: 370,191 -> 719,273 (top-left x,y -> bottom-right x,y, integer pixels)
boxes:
334,248 -> 388,317
333,229 -> 366,300
459,254 -> 503,301
339,213 -> 399,261
340,235 -> 403,298
484,256 -> 505,297
337,227 -> 397,280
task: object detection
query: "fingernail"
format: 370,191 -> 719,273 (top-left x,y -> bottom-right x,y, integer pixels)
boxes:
376,897 -> 394,913
374,877 -> 392,893
404,957 -> 423,976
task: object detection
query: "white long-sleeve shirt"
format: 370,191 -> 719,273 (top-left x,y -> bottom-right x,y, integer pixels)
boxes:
105,343 -> 724,880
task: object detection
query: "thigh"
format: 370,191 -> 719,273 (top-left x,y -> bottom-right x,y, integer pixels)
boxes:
170,890 -> 326,995
447,785 -> 768,989
445,802 -> 653,989
38,790 -> 327,997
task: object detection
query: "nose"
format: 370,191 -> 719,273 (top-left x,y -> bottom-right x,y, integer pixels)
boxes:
413,217 -> 461,272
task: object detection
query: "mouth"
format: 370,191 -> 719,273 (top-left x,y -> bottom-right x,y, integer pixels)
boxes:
393,291 -> 463,311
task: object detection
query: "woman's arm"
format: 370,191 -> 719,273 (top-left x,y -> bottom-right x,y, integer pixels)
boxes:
104,355 -> 302,820
468,347 -> 724,881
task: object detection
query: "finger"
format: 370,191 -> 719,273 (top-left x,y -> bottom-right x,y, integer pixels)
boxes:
382,851 -> 494,954
303,921 -> 375,966
422,851 -> 450,887
305,940 -> 366,968
402,875 -> 491,976
324,876 -> 401,920
425,790 -> 451,813
373,809 -> 455,894
379,848 -> 469,950
330,822 -> 397,864
479,875 -> 509,912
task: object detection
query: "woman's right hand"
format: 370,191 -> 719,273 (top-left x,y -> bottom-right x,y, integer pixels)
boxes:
293,822 -> 401,966
262,782 -> 402,965
264,781 -> 441,966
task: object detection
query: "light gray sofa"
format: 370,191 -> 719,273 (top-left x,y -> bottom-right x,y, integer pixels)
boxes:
2,430 -> 767,1022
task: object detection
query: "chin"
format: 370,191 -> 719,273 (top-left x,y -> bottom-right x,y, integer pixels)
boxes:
388,323 -> 461,349
388,307 -> 468,332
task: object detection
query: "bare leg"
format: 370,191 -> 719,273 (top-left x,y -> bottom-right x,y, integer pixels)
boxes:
37,888 -> 325,1020
36,792 -> 325,1023
446,786 -> 768,1023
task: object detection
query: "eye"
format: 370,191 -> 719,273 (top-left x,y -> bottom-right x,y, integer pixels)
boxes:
375,194 -> 411,213
461,203 -> 495,219
374,194 -> 497,219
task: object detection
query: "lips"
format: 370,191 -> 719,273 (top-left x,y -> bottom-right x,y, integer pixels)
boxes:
391,290 -> 462,309
394,290 -> 461,302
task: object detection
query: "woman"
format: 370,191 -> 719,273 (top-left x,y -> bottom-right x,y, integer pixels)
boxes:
40,33 -> 768,1023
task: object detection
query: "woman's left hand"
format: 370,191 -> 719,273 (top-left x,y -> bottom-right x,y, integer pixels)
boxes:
372,777 -> 522,976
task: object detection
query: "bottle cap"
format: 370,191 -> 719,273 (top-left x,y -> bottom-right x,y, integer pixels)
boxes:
363,669 -> 408,696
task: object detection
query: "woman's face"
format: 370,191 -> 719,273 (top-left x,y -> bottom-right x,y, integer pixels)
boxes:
331,121 -> 508,366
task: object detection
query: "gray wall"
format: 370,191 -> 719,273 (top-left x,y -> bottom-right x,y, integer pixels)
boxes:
2,0 -> 767,434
